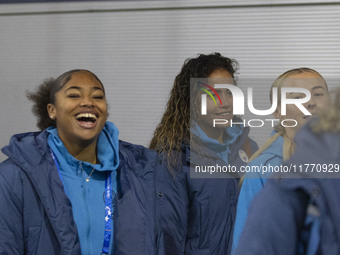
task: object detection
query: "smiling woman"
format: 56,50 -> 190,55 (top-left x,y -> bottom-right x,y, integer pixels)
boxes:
0,69 -> 157,255
46,70 -> 108,161
232,67 -> 330,252
149,53 -> 259,255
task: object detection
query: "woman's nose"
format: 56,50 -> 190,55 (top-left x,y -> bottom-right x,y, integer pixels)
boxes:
220,93 -> 232,108
305,97 -> 316,112
80,96 -> 94,107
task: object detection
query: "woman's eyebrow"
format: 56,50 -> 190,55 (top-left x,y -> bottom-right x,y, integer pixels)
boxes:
65,86 -> 81,91
92,86 -> 104,91
64,86 -> 104,92
311,85 -> 326,91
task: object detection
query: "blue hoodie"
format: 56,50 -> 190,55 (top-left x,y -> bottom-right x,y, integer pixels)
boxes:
232,132 -> 284,251
191,123 -> 244,163
47,121 -> 120,255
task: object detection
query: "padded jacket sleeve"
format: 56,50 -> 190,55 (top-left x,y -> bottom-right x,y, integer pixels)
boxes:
233,180 -> 308,255
0,162 -> 24,254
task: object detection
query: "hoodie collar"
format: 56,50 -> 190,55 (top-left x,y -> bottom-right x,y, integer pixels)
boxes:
191,123 -> 244,153
262,131 -> 284,158
47,121 -> 120,172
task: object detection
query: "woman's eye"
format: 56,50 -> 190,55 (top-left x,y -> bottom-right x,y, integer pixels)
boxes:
292,94 -> 304,99
67,94 -> 80,98
314,93 -> 324,97
93,95 -> 104,99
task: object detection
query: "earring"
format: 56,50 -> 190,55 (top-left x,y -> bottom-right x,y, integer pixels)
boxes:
50,115 -> 55,120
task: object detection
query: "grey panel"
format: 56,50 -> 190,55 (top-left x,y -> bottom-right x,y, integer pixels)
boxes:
0,1 -> 339,161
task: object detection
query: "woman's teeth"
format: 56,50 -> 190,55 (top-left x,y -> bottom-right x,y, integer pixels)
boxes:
75,113 -> 97,122
216,112 -> 230,116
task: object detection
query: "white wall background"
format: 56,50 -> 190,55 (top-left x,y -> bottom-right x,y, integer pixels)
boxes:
0,0 -> 339,161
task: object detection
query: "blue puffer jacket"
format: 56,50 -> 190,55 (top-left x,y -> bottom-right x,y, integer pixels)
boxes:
155,126 -> 258,255
233,123 -> 340,255
0,130 -> 157,255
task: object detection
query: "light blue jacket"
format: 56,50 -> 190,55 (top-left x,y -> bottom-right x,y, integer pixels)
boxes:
232,133 -> 284,251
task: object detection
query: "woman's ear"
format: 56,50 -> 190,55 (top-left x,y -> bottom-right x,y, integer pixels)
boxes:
47,104 -> 56,120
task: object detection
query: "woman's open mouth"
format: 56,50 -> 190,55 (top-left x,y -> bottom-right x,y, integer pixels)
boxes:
75,113 -> 98,129
215,112 -> 232,117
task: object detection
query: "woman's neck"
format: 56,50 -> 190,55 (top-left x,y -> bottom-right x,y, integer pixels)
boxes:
197,122 -> 226,144
63,139 -> 98,164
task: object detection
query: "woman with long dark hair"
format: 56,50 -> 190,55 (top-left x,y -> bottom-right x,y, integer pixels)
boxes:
150,53 -> 258,254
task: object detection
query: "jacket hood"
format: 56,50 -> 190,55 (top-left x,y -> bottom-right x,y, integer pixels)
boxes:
47,121 -> 120,172
191,123 -> 244,151
190,123 -> 249,163
2,130 -> 49,168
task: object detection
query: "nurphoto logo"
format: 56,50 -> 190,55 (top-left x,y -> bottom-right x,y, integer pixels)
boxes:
197,80 -> 311,128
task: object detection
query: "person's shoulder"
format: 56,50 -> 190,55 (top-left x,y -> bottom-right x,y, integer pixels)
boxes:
0,158 -> 26,203
291,120 -> 340,167
119,140 -> 156,157
297,121 -> 339,150
2,130 -> 48,155
2,130 -> 49,169
9,130 -> 46,143
118,140 -> 158,174
0,130 -> 50,181
0,158 -> 23,179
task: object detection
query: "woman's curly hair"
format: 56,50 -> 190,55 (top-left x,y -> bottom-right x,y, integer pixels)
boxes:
149,53 -> 238,171
26,78 -> 56,130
